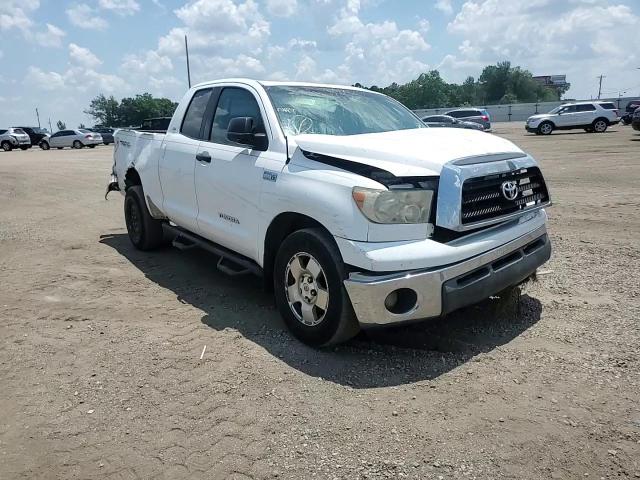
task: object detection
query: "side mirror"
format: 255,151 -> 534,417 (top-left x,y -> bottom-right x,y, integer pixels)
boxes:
227,117 -> 268,150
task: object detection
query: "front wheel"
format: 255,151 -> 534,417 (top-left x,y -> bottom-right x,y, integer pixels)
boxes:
88,145 -> 96,148
1,141 -> 12,152
40,141 -> 50,150
537,122 -> 553,135
274,228 -> 360,347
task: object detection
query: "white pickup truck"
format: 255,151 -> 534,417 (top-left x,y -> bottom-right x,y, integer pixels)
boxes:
107,79 -> 551,346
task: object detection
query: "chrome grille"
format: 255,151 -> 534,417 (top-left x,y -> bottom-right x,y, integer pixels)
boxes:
461,167 -> 550,225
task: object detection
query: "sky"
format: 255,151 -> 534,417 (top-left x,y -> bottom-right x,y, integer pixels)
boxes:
1,0 -> 640,129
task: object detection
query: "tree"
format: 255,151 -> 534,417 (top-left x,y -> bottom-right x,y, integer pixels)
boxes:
84,94 -> 120,126
78,123 -> 86,129
56,120 -> 66,130
84,93 -> 178,127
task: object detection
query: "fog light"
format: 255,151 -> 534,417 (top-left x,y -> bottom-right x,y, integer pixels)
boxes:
384,291 -> 398,310
384,288 -> 418,314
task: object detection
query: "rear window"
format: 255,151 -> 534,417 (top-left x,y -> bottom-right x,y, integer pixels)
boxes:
79,129 -> 91,133
598,103 -> 616,110
448,109 -> 480,118
577,104 -> 596,112
12,128 -> 26,134
181,89 -> 213,138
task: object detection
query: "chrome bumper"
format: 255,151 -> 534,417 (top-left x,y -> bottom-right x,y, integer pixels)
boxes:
343,224 -> 550,327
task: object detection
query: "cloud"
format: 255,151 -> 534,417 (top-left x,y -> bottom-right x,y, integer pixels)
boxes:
443,0 -> 640,97
98,0 -> 141,15
66,4 -> 109,30
435,0 -> 454,15
69,43 -> 103,68
1,1 -> 66,48
266,0 -> 297,17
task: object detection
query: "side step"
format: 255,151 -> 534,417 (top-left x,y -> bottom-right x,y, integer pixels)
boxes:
163,224 -> 262,277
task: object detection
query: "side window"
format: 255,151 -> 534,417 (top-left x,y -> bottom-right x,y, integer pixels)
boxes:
448,111 -> 462,118
598,103 -> 615,110
181,88 -> 213,139
561,105 -> 577,113
578,104 -> 596,112
210,87 -> 265,146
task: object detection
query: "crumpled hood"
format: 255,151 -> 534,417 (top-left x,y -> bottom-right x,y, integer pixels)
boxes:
292,128 -> 523,177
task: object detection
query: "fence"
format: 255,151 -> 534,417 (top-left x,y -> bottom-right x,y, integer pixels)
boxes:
413,96 -> 638,122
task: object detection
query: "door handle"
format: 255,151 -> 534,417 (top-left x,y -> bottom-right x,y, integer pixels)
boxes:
196,151 -> 211,163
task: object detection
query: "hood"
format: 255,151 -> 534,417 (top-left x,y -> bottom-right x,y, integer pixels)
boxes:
528,114 -> 549,121
292,128 -> 523,177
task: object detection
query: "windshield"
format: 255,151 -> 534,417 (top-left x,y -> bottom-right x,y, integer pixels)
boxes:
79,129 -> 91,133
548,105 -> 567,114
265,85 -> 424,136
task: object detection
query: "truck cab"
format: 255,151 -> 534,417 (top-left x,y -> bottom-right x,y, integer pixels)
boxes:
108,79 -> 551,346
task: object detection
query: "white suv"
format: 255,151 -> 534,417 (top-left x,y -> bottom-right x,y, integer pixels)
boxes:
526,101 -> 620,135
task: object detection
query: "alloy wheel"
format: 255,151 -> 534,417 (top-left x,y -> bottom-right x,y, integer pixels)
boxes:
284,252 -> 329,326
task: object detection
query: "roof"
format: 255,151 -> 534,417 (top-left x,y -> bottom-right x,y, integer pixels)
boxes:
191,78 -> 373,93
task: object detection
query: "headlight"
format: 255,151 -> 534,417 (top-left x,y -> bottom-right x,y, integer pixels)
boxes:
352,187 -> 433,224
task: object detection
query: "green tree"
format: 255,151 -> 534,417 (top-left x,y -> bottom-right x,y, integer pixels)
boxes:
56,120 -> 66,130
84,93 -> 178,127
78,123 -> 86,129
84,94 -> 120,126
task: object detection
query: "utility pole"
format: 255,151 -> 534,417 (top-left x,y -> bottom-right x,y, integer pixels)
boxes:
185,35 -> 191,88
596,74 -> 605,99
35,108 -> 41,128
48,118 -> 53,133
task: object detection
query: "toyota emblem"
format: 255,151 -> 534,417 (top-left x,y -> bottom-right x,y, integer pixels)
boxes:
501,180 -> 518,201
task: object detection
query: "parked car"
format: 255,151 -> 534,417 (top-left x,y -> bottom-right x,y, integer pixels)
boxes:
621,100 -> 640,125
422,115 -> 485,131
632,106 -> 640,131
525,101 -> 620,135
0,128 -> 31,151
107,79 -> 551,346
1,129 -> 19,151
91,127 -> 115,144
445,108 -> 491,131
41,129 -> 103,150
14,126 -> 49,148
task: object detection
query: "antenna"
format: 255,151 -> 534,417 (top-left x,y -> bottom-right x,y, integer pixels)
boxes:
185,35 -> 191,88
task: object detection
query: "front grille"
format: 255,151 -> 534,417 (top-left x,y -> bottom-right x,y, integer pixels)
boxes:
461,167 -> 550,225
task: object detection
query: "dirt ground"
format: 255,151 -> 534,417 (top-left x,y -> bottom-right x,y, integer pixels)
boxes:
0,123 -> 639,480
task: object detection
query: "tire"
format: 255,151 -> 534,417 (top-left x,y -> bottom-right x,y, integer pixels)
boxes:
592,118 -> 608,133
57,147 -> 63,150
124,185 -> 165,251
40,141 -> 50,150
73,140 -> 83,149
274,228 -> 360,346
537,121 -> 554,135
584,127 -> 594,133
1,141 -> 12,152
88,145 -> 96,148
20,146 -> 29,151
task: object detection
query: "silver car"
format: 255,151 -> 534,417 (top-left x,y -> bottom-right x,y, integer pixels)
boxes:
42,129 -> 103,150
0,128 -> 31,151
445,108 -> 492,131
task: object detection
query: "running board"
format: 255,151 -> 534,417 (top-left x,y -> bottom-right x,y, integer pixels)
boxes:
162,224 -> 262,277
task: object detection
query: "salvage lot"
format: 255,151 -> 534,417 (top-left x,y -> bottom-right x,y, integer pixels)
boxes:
0,124 -> 639,479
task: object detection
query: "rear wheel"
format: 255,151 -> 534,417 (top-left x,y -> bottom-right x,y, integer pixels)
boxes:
124,185 -> 165,250
73,140 -> 83,149
1,141 -> 12,152
537,121 -> 553,135
274,228 -> 360,347
592,118 -> 608,133
19,146 -> 29,151
57,147 -> 63,150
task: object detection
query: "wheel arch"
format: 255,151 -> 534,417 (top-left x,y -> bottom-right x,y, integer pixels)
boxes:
263,212 -> 338,291
124,167 -> 142,190
593,116 -> 609,125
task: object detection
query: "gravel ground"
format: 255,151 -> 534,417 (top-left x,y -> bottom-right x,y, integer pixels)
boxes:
1,123 -> 639,480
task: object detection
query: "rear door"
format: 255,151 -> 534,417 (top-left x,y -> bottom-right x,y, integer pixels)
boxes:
577,103 -> 597,124
158,87 -> 215,232
195,85 -> 271,260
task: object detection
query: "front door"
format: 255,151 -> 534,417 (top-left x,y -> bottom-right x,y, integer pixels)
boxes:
195,86 -> 271,261
555,105 -> 579,127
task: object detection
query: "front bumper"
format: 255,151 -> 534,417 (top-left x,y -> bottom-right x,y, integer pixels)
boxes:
344,224 -> 550,327
525,124 -> 538,132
